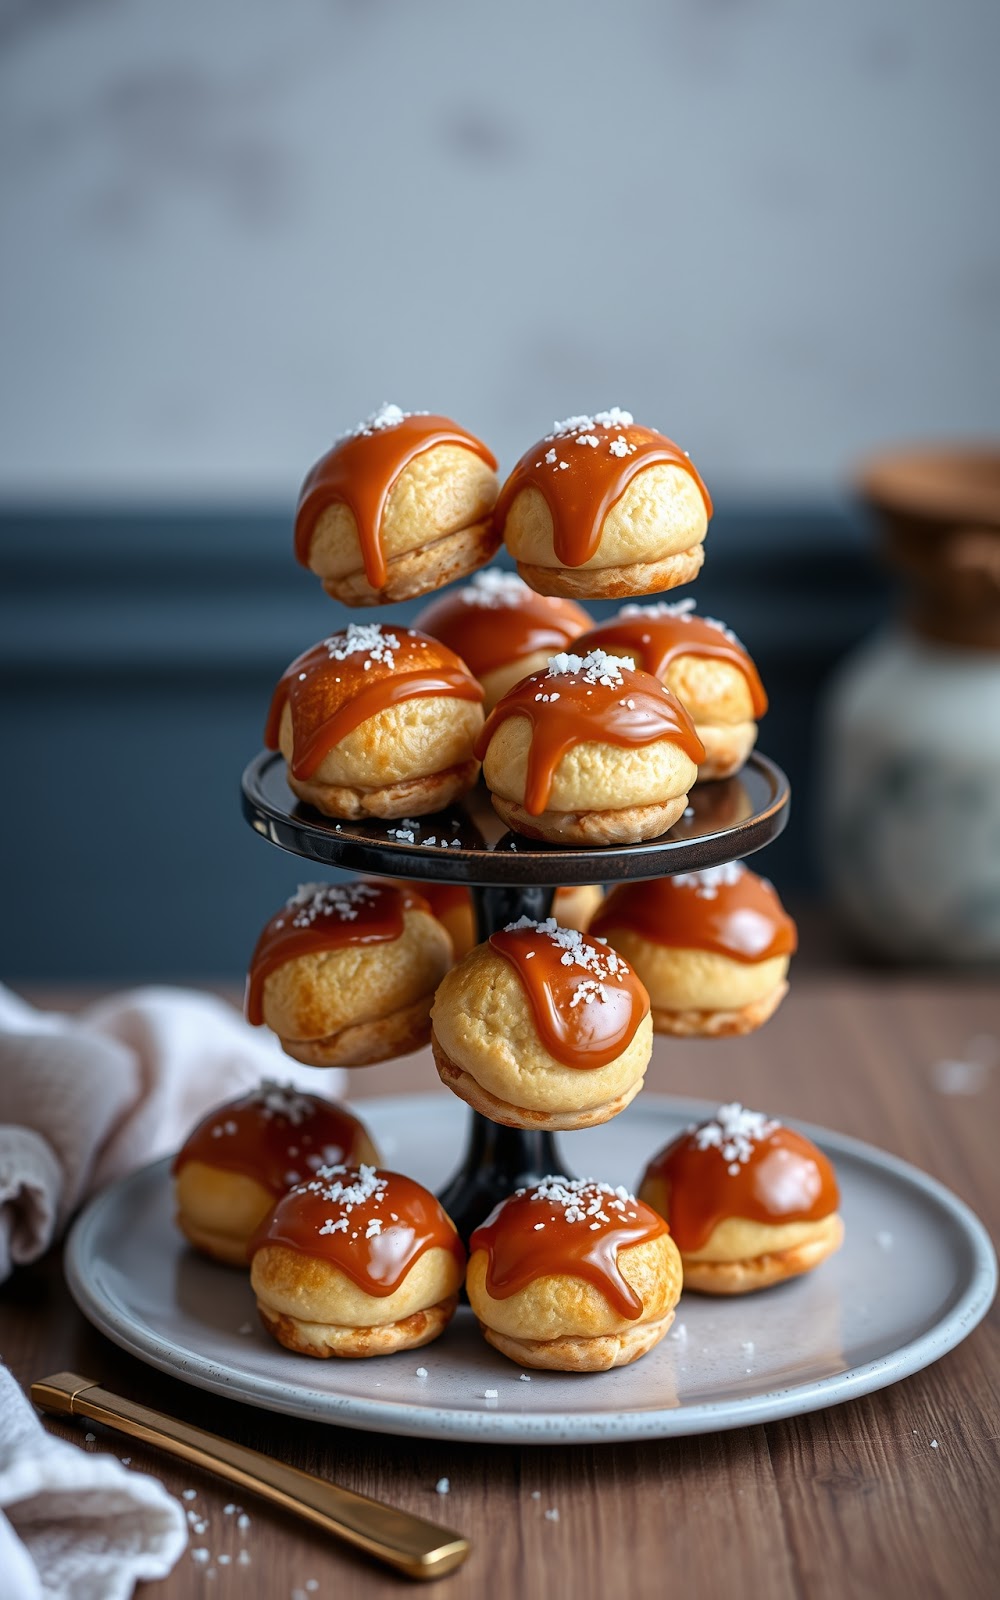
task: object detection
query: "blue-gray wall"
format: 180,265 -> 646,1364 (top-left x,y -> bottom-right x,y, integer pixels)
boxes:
0,504 -> 887,980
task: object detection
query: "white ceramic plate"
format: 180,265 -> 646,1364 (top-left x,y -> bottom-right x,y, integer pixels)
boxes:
65,1093 -> 996,1445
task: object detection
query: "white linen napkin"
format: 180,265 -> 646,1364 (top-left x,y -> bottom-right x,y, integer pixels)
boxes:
0,984 -> 346,1283
0,1363 -> 187,1600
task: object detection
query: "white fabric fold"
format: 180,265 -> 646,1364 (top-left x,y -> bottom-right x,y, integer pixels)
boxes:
0,1365 -> 187,1600
0,984 -> 345,1282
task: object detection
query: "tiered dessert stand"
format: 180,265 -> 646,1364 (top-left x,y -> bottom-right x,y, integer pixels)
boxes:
61,671 -> 995,1449
241,743 -> 790,1238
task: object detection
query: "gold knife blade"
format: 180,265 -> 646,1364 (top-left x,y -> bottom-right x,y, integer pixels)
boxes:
32,1372 -> 469,1581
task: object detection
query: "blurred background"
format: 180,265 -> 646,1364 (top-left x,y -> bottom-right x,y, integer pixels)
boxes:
2,0 -> 999,980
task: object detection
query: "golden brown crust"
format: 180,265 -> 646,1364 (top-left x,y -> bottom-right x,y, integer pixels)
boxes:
322,520 -> 501,607
175,1212 -> 255,1267
477,1309 -> 674,1372
651,979 -> 789,1038
287,756 -> 480,821
680,1214 -> 845,1294
277,994 -> 437,1068
515,543 -> 704,601
257,1294 -> 459,1357
694,719 -> 758,781
490,791 -> 689,846
431,1034 -> 645,1130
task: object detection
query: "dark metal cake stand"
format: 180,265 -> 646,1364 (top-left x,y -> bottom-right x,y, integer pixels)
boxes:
241,749 -> 789,1239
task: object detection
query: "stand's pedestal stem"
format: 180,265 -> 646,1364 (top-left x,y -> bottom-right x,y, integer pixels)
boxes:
436,883 -> 571,1241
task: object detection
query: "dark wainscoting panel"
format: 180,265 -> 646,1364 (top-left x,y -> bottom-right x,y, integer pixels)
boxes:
0,502 -> 887,980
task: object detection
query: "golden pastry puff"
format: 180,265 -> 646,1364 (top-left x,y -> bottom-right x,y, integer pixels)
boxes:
430,916 -> 653,1131
246,880 -> 452,1068
467,1176 -> 682,1371
393,879 -> 604,963
474,647 -> 704,846
250,1165 -> 466,1357
590,863 -> 796,1037
496,408 -> 712,600
574,599 -> 767,780
295,405 -> 500,606
172,1080 -> 378,1266
414,567 -> 591,710
265,622 -> 485,820
638,1104 -> 843,1294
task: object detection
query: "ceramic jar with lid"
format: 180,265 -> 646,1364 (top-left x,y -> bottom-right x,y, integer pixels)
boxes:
820,448 -> 1000,964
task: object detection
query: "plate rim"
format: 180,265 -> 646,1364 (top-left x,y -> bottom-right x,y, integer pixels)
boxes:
64,1092 -> 997,1445
240,748 -> 789,887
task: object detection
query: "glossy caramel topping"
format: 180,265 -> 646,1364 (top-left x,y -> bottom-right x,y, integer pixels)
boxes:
473,648 -> 704,815
172,1081 -> 370,1198
591,863 -> 797,965
294,406 -> 497,590
495,408 -> 712,568
470,1176 -> 668,1320
414,569 -> 590,679
575,599 -> 767,717
641,1104 -> 839,1253
246,881 -> 428,1026
488,916 -> 649,1069
251,1164 -> 465,1296
264,623 -> 484,780
392,879 -> 471,920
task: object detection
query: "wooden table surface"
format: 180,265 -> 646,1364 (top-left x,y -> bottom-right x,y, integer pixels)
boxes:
3,975 -> 998,1600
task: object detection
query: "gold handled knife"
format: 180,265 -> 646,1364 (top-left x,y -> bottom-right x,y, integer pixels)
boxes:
32,1372 -> 469,1581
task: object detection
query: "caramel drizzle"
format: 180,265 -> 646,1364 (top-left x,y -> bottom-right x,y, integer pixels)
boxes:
470,1184 -> 668,1319
488,922 -> 649,1069
245,883 -> 428,1025
251,1168 -> 465,1296
392,879 -> 470,919
294,413 -> 497,589
642,1125 -> 838,1252
474,663 -> 704,815
173,1091 -> 369,1198
264,628 -> 484,780
575,611 -> 768,717
414,586 -> 590,679
591,872 -> 797,965
495,422 -> 712,567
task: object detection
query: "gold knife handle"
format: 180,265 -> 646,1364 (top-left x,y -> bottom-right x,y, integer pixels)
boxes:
32,1372 -> 469,1581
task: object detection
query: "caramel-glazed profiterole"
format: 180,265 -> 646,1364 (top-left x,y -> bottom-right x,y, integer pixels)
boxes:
414,569 -> 589,682
265,624 -> 483,782
638,1105 -> 843,1293
488,918 -> 649,1070
640,1106 -> 840,1254
245,880 -> 429,1026
590,865 -> 797,965
470,1178 -> 668,1320
496,413 -> 712,569
252,1165 -> 466,1297
295,411 -> 498,592
474,650 -> 704,816
576,601 -> 768,717
173,1082 -> 372,1200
